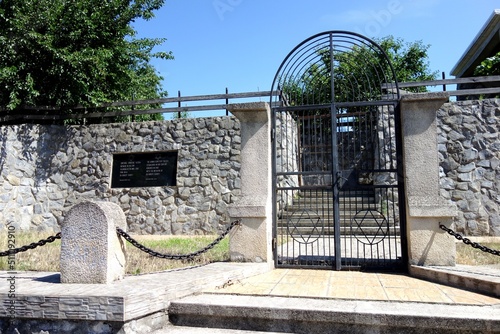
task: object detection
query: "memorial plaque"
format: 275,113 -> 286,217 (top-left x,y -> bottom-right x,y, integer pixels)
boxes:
111,152 -> 178,188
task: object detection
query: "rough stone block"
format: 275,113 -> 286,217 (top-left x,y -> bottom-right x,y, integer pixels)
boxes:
60,201 -> 127,284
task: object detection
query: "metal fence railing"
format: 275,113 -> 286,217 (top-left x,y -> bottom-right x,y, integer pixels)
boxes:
382,74 -> 500,98
0,89 -> 283,124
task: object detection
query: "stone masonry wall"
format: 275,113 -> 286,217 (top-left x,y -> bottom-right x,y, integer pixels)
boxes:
437,98 -> 500,236
1,98 -> 499,236
274,111 -> 299,214
0,117 -> 241,234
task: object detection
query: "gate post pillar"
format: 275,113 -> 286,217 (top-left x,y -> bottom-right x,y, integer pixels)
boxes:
227,102 -> 273,265
400,93 -> 457,267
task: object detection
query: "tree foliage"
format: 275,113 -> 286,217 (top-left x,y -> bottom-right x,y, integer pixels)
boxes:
0,0 -> 172,122
474,51 -> 500,76
279,35 -> 438,173
282,35 -> 438,106
171,110 -> 192,119
377,36 -> 437,89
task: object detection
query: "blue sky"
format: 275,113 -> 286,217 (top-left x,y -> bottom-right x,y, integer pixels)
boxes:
133,0 -> 498,115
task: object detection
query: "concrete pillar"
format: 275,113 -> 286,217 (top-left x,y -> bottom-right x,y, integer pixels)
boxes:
400,93 -> 457,266
227,102 -> 273,265
60,201 -> 127,283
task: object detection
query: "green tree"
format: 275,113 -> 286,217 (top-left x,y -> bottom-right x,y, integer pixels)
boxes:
378,36 -> 437,90
171,110 -> 192,119
279,35 -> 438,177
283,35 -> 438,105
0,0 -> 172,122
471,51 -> 500,99
474,51 -> 500,76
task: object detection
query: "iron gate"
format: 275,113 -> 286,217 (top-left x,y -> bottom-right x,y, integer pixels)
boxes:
270,31 -> 407,270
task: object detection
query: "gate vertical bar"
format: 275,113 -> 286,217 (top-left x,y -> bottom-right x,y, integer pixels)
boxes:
271,102 -> 278,267
393,102 -> 409,265
329,33 -> 342,271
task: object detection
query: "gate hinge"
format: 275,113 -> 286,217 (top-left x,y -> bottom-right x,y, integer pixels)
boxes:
272,237 -> 277,251
271,128 -> 275,142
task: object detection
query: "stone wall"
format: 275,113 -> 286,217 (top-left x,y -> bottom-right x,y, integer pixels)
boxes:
374,104 -> 400,225
437,98 -> 500,236
1,98 -> 499,236
0,117 -> 241,234
274,111 -> 299,214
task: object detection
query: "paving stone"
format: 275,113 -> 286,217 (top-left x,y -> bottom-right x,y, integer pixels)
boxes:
0,263 -> 499,333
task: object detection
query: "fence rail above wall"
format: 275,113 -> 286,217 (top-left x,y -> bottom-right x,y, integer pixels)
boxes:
0,90 -> 283,124
382,75 -> 500,97
2,75 -> 499,124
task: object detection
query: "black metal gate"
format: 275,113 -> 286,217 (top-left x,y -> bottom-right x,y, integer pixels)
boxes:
270,31 -> 406,270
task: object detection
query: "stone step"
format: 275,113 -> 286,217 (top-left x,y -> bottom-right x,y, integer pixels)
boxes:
290,196 -> 376,204
285,190 -> 378,209
168,294 -> 500,334
156,325 -> 277,333
279,209 -> 384,219
278,218 -> 391,227
277,226 -> 400,236
284,203 -> 378,211
296,190 -> 376,197
277,207 -> 394,236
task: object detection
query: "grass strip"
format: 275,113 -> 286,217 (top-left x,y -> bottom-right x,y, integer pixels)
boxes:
0,232 -> 498,274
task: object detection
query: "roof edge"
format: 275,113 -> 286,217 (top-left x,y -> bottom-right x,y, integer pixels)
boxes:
451,9 -> 500,77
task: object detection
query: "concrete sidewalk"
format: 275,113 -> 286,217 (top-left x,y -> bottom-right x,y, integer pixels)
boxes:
202,267 -> 500,304
165,264 -> 500,333
0,263 -> 499,333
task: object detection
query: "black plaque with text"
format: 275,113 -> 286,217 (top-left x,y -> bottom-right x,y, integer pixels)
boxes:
111,152 -> 178,188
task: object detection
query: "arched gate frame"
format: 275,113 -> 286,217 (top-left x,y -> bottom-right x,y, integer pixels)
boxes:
270,31 -> 407,270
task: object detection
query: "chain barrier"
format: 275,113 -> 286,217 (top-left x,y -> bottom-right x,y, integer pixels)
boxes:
0,220 -> 240,259
116,220 -> 241,260
0,233 -> 61,257
439,223 -> 500,256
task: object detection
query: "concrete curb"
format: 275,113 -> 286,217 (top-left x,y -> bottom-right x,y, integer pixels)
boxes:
410,265 -> 500,298
169,293 -> 500,333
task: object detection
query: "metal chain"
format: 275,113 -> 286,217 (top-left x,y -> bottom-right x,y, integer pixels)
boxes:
439,224 -> 500,256
116,220 -> 241,260
0,220 -> 241,259
0,233 -> 62,257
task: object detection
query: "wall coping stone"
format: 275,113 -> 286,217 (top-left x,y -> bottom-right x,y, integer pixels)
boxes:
400,91 -> 449,103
